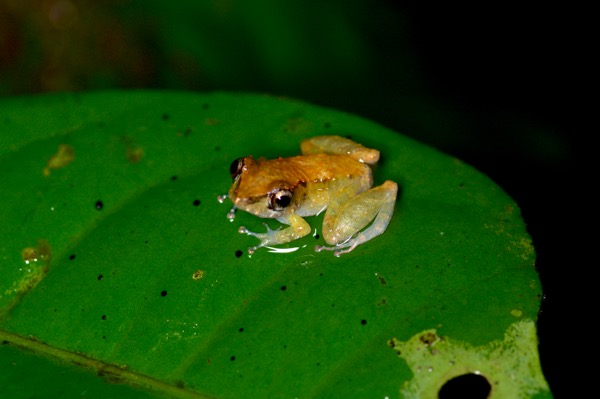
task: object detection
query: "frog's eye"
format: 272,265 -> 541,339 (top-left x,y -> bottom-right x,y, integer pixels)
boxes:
268,189 -> 293,211
229,158 -> 244,180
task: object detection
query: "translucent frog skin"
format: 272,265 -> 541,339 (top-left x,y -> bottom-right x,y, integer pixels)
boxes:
222,135 -> 398,256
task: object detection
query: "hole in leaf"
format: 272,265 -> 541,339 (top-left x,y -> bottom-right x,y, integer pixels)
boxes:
438,373 -> 491,399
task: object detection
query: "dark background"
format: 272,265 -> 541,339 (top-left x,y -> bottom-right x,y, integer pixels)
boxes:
1,1 -> 582,396
405,5 -> 580,397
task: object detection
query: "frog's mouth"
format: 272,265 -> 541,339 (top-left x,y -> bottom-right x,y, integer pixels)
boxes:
228,175 -> 242,201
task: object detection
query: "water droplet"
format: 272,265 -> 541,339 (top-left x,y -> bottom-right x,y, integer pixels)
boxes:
266,246 -> 301,254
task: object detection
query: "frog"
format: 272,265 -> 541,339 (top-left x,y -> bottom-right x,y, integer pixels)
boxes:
219,135 -> 398,256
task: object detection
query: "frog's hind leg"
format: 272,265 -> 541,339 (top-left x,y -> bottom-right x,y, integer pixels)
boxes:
317,180 -> 398,256
300,135 -> 380,164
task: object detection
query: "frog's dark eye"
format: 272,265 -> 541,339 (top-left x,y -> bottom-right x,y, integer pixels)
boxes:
268,189 -> 293,211
229,158 -> 244,180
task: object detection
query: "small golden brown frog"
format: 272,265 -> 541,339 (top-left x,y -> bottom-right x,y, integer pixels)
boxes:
220,135 -> 398,256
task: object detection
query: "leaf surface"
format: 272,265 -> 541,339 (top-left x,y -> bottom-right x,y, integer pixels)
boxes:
0,91 -> 549,398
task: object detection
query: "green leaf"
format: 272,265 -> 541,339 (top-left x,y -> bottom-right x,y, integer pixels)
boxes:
0,91 -> 550,398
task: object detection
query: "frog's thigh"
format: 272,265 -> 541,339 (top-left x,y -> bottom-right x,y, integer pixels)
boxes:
301,136 -> 379,164
322,180 -> 398,245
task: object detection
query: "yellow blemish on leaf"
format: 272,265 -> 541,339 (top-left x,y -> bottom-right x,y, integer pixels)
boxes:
2,239 -> 52,317
518,237 -> 535,260
192,270 -> 205,280
21,239 -> 52,264
127,147 -> 144,163
121,136 -> 144,163
511,309 -> 523,318
43,144 -> 74,176
529,279 -> 537,289
387,320 -> 549,398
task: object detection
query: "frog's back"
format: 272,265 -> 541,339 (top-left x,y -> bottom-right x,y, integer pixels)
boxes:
235,153 -> 371,200
287,153 -> 371,183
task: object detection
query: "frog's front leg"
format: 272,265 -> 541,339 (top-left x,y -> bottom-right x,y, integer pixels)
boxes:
239,213 -> 311,254
317,180 -> 398,256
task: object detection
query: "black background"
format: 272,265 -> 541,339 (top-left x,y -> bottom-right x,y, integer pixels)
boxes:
401,4 -> 585,397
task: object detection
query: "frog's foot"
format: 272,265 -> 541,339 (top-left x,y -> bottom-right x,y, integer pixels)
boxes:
216,194 -> 228,203
239,215 -> 311,254
318,180 -> 398,256
226,207 -> 237,221
217,194 -> 237,221
315,235 -> 361,257
238,223 -> 281,254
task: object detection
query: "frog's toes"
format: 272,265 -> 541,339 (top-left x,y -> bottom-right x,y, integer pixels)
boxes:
238,226 -> 268,243
314,240 -> 359,257
262,222 -> 281,234
216,194 -> 228,203
227,208 -> 237,221
247,244 -> 265,255
315,244 -> 338,254
333,243 -> 359,257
